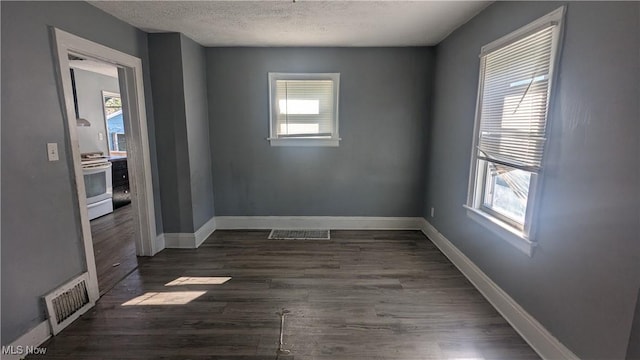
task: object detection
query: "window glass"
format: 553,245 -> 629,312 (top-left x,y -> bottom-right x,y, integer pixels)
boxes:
482,163 -> 531,224
102,92 -> 126,155
268,73 -> 340,146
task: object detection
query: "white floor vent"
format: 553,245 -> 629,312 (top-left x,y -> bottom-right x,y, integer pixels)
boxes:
44,273 -> 95,335
269,229 -> 330,240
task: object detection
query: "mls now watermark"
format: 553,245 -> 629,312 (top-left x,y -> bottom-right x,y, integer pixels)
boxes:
2,345 -> 47,356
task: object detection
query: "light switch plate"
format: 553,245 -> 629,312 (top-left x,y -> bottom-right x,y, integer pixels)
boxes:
47,143 -> 59,161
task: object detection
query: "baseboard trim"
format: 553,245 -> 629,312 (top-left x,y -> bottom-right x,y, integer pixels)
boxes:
154,233 -> 165,254
163,216 -> 216,249
419,218 -> 578,360
215,216 -> 424,230
160,216 -> 421,248
3,321 -> 51,360
194,216 -> 216,247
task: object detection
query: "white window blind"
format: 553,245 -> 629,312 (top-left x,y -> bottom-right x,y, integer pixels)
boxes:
274,79 -> 335,138
476,25 -> 556,173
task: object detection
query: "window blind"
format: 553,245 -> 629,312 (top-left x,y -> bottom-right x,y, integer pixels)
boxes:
275,80 -> 335,137
476,25 -> 556,173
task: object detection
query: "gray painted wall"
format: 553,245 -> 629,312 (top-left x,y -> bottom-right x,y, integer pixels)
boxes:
74,68 -> 119,155
1,1 -> 163,345
181,35 -> 216,230
148,33 -> 194,233
148,33 -> 215,233
424,2 -> 640,358
207,48 -> 433,216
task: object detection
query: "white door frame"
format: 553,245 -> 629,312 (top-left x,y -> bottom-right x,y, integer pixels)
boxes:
51,28 -> 158,300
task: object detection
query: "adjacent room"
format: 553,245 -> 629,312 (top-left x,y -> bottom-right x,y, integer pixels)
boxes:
1,1 -> 639,360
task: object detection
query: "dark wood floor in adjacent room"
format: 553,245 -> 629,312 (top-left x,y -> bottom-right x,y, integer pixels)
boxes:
90,204 -> 138,296
31,230 -> 539,360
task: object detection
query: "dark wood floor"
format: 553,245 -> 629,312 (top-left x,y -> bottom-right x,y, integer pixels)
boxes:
90,203 -> 138,295
32,230 -> 539,360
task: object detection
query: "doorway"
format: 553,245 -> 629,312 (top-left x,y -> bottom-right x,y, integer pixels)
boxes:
52,28 -> 158,301
69,56 -> 138,295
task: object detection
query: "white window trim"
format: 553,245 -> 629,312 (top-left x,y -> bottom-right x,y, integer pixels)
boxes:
269,138 -> 340,147
464,6 -> 565,257
268,72 -> 341,147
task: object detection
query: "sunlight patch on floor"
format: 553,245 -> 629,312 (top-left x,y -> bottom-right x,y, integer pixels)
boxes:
164,276 -> 232,286
121,291 -> 206,306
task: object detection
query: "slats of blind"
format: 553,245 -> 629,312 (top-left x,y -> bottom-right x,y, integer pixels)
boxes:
275,80 -> 334,137
477,26 -> 555,173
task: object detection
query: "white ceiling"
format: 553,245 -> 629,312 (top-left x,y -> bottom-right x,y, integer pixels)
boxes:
89,1 -> 491,47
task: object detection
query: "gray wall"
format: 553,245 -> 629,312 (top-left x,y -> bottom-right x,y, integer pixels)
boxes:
423,2 -> 640,358
181,35 -> 215,230
1,1 -> 163,345
207,48 -> 433,216
74,68 -> 119,155
148,33 -> 194,233
148,33 -> 215,233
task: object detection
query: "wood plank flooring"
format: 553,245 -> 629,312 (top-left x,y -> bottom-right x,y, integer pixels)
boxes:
90,204 -> 138,295
31,230 -> 539,360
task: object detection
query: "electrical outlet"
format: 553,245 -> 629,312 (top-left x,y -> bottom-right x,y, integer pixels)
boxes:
99,132 -> 104,141
47,143 -> 59,161
430,207 -> 435,218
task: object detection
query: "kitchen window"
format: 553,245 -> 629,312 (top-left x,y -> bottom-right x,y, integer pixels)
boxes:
102,91 -> 126,156
268,73 -> 340,147
464,7 -> 564,256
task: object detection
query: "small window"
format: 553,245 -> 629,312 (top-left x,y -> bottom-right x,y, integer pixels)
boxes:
102,91 -> 126,156
465,7 -> 564,255
268,73 -> 340,147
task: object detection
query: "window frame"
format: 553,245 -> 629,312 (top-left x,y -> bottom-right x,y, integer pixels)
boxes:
101,90 -> 127,156
268,72 -> 341,147
464,6 -> 565,256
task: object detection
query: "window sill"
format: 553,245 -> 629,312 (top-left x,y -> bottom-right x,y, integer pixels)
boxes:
268,137 -> 341,147
463,205 -> 535,257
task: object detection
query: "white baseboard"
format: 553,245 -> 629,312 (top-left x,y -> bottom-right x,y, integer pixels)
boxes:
214,216 -> 423,230
154,233 -> 165,254
163,216 -> 216,249
194,216 -> 216,247
419,218 -> 578,360
3,321 -> 51,360
160,216 -> 422,248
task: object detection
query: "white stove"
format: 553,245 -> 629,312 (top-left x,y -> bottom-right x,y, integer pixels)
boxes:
80,152 -> 113,220
81,152 -> 109,165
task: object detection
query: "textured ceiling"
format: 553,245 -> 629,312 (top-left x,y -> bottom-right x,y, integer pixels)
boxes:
89,1 -> 491,47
